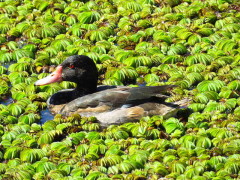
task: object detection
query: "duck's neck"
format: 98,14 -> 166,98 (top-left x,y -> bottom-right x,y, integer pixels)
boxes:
49,82 -> 97,105
73,83 -> 97,97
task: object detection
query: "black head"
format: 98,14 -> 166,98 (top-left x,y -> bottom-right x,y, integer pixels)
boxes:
35,55 -> 98,94
61,55 -> 98,93
61,55 -> 97,83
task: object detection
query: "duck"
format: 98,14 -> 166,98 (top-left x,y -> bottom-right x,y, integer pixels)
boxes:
35,55 -> 187,127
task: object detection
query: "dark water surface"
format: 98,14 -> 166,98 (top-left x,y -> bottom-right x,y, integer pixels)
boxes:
0,97 -> 13,105
39,109 -> 54,124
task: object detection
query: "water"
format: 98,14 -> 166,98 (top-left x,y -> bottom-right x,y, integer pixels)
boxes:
3,62 -> 12,69
0,97 -> 13,105
1,61 -> 55,124
39,109 -> 54,124
1,98 -> 54,124
2,62 -> 14,75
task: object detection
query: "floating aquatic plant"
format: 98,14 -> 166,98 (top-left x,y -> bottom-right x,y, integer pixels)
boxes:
0,0 -> 239,179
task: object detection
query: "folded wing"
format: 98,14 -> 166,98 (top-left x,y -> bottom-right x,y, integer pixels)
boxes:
59,85 -> 176,114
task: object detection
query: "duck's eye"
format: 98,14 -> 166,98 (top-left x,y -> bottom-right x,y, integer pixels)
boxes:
69,65 -> 75,69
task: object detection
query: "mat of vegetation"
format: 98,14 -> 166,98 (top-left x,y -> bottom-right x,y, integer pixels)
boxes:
0,0 -> 239,179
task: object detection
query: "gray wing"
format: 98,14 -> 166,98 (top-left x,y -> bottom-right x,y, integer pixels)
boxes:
60,85 -> 175,114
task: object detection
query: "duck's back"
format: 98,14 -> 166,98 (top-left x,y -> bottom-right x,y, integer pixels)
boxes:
57,85 -> 173,112
47,85 -> 185,126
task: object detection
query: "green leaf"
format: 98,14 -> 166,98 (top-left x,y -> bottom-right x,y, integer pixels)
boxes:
124,1 -> 142,12
219,89 -> 233,99
0,66 -> 7,74
153,33 -> 172,44
76,144 -> 89,156
108,166 -> 119,175
225,98 -> 237,110
19,113 -> 40,125
99,154 -> 123,167
168,43 -> 187,55
163,154 -> 177,163
163,118 -> 184,134
71,168 -> 86,177
111,67 -> 138,82
188,34 -> 201,45
114,50 -> 134,62
34,161 -> 56,175
194,91 -> 219,104
197,28 -> 214,36
188,103 -> 206,112
196,136 -> 212,148
162,55 -> 181,64
20,149 -> 46,163
130,31 -> 146,43
0,51 -> 13,63
12,49 -> 34,61
57,163 -> 72,175
7,41 -> 18,50
37,131 -> 59,145
36,1 -> 50,11
22,44 -> 37,53
171,162 -> 186,174
113,130 -> 129,140
185,53 -> 213,66
204,101 -> 226,113
51,39 -> 73,51
89,30 -> 108,42
85,171 -> 107,180
223,23 -> 240,33
202,171 -> 216,179
176,28 -> 192,40
123,56 -> 153,67
102,78 -> 124,86
7,104 -> 24,116
186,72 -> 203,84
11,91 -> 27,100
66,15 -> 78,25
78,11 -> 100,24
4,146 -> 22,159
175,79 -> 192,89
5,168 -> 33,180
118,161 -> 134,173
0,36 -> 6,43
234,107 -> 240,115
215,39 -> 238,53
227,80 -> 240,90
68,132 -> 85,145
197,80 -> 225,92
153,162 -> 169,175
50,142 -> 72,154
144,74 -> 160,83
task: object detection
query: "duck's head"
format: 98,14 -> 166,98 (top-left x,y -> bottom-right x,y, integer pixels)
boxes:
35,55 -> 98,94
